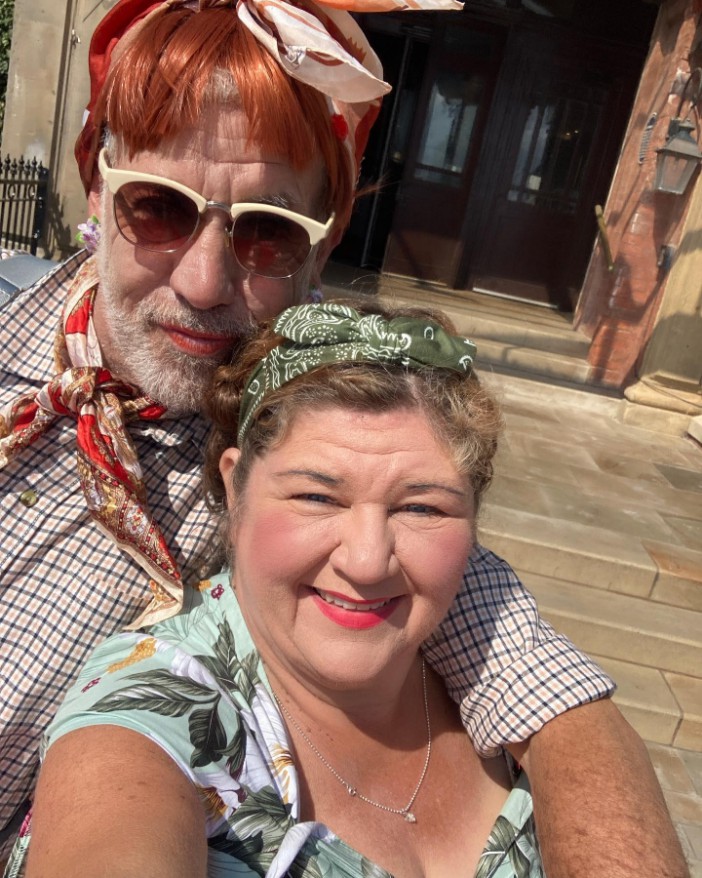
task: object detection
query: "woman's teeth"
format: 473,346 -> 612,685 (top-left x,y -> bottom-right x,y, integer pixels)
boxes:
316,591 -> 391,612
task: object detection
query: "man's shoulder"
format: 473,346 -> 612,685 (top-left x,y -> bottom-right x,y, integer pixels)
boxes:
467,543 -> 520,583
0,250 -> 88,383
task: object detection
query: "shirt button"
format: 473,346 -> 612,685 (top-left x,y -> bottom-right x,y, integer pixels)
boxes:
19,489 -> 38,508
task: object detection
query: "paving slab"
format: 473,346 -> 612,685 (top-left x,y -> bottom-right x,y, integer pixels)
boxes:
594,655 -> 681,745
575,453 -> 674,487
681,823 -> 702,862
589,437 -> 696,468
644,485 -> 702,521
557,463 -> 690,516
499,399 -> 562,424
621,399 -> 698,438
479,506 -> 659,597
537,481 -> 681,542
523,573 -> 702,677
492,447 -> 581,487
475,338 -> 594,384
481,370 -> 622,418
663,789 -> 702,826
648,743 -> 698,794
500,430 -> 600,471
645,741 -> 702,874
482,474 -> 552,517
646,542 -> 702,612
666,674 -> 702,751
663,515 -> 702,552
681,751 -> 702,797
656,463 -> 702,494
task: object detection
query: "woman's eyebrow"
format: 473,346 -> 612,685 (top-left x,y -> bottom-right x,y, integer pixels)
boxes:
404,482 -> 468,498
275,472 -> 466,497
274,469 -> 340,486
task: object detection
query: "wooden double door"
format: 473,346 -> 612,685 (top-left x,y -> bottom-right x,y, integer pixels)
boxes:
345,14 -> 649,311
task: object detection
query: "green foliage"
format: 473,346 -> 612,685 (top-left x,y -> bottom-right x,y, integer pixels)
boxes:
0,0 -> 15,138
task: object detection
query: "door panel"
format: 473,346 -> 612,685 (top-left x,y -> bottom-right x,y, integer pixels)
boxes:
382,25 -> 503,283
462,29 -> 642,309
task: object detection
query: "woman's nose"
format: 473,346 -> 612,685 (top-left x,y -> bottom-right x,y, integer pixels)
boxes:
330,507 -> 400,586
168,213 -> 241,311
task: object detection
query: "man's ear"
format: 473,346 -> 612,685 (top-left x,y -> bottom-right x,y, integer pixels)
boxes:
87,169 -> 102,220
219,447 -> 242,511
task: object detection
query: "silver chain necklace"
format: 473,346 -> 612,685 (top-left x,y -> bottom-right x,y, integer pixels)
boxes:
274,659 -> 431,824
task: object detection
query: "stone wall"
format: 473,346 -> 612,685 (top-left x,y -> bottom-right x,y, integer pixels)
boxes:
575,0 -> 702,390
0,0 -> 104,257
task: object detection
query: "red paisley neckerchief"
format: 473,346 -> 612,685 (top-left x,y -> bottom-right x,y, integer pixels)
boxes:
0,258 -> 183,627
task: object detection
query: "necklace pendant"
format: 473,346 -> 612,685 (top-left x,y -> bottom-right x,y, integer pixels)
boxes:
347,786 -> 357,797
403,811 -> 417,823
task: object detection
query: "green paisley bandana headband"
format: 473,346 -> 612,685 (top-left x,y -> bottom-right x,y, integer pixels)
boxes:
237,302 -> 477,444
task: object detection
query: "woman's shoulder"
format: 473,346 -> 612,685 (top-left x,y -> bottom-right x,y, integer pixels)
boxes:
46,572 -> 266,762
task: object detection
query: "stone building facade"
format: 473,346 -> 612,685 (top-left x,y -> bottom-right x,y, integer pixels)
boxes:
2,0 -> 701,418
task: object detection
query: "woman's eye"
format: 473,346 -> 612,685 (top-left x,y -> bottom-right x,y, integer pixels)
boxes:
295,493 -> 332,505
401,503 -> 443,516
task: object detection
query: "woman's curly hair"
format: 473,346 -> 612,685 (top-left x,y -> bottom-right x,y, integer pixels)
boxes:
203,300 -> 502,529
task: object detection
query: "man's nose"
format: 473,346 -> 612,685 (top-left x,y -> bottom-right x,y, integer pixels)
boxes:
330,507 -> 400,586
168,213 -> 240,311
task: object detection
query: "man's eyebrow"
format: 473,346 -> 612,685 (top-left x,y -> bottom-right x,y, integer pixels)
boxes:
250,193 -> 298,210
274,469 -> 340,486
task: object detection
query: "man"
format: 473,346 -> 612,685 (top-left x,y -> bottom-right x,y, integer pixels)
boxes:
0,0 -> 687,874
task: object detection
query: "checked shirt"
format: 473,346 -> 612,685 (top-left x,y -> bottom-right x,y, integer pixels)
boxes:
0,251 -> 614,854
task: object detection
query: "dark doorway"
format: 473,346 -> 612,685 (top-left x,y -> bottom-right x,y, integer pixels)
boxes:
461,26 -> 645,309
340,1 -> 657,312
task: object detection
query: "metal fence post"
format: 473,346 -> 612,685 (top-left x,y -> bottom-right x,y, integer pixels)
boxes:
0,155 -> 49,255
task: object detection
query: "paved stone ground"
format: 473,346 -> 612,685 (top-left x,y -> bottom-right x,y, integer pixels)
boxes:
648,743 -> 702,876
323,265 -> 702,871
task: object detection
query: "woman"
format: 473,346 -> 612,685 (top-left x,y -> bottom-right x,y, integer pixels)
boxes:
18,302 -> 542,878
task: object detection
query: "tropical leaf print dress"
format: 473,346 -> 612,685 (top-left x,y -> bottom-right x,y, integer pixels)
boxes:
5,575 -> 543,878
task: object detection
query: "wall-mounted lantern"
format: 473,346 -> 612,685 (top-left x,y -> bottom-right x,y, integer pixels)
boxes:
655,68 -> 702,195
655,118 -> 702,194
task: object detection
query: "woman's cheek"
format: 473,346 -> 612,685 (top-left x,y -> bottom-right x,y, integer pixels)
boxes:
417,523 -> 474,596
241,506 -> 333,570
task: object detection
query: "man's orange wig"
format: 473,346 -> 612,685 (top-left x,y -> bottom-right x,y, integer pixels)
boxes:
76,1 -> 356,223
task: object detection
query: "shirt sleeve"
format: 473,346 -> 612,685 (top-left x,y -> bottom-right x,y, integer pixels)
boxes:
44,631 -> 205,786
422,544 -> 615,757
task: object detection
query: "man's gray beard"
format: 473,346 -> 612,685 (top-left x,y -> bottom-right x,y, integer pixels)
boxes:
96,244 -> 256,416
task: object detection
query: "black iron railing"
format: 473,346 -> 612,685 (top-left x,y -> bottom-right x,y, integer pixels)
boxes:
0,156 -> 49,255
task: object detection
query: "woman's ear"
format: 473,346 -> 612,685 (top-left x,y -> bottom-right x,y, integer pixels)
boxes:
219,447 -> 242,511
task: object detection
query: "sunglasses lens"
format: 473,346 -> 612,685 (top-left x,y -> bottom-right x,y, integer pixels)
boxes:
113,183 -> 199,250
232,211 -> 311,278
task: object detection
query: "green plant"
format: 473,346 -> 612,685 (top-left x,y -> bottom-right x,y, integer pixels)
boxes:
0,0 -> 15,138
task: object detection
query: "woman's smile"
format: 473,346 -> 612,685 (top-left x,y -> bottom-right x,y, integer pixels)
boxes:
311,587 -> 401,630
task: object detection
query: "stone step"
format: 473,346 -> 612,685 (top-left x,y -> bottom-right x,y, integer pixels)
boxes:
424,305 -> 590,359
374,278 -> 595,385
518,573 -> 702,751
457,311 -> 590,359
479,500 -> 702,611
593,655 -> 701,751
479,506 -> 661,599
475,336 -> 593,385
522,572 -> 702,679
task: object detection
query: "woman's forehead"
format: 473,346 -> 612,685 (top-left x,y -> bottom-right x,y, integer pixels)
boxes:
270,407 -> 459,469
